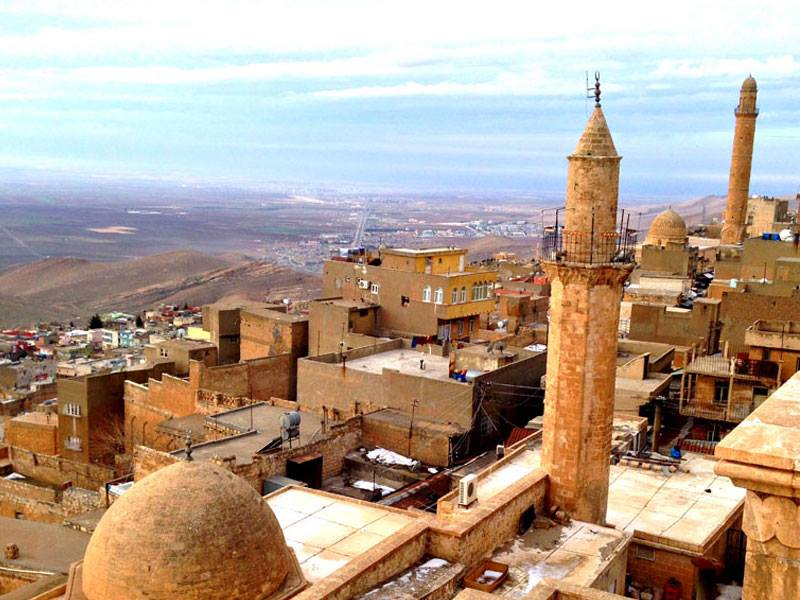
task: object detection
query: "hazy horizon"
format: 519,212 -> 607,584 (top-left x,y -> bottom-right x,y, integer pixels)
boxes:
1,1 -> 798,200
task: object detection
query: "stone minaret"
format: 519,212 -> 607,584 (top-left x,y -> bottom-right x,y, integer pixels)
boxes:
720,76 -> 759,245
540,98 -> 634,524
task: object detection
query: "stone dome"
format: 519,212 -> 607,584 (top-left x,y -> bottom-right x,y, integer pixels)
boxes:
742,75 -> 757,91
82,461 -> 304,600
646,208 -> 688,246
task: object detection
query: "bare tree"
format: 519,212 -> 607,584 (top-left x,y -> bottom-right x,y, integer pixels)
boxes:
93,416 -> 128,465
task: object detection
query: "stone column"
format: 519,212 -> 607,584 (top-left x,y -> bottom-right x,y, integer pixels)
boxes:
715,372 -> 800,599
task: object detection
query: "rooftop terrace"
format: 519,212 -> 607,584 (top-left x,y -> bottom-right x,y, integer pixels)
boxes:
344,349 -> 464,384
265,486 -> 418,584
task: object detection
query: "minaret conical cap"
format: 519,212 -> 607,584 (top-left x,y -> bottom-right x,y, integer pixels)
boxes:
741,75 -> 757,91
572,105 -> 618,158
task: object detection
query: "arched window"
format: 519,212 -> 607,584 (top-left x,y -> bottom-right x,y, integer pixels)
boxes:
472,283 -> 478,300
460,286 -> 467,303
422,285 -> 432,303
451,288 -> 458,304
434,287 -> 444,305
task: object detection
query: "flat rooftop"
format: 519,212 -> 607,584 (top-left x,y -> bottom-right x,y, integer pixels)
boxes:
265,487 -> 417,584
10,412 -> 57,426
241,307 -> 307,323
0,517 -> 90,574
345,349 -> 464,384
516,442 -> 744,552
171,403 -> 319,465
490,519 -> 628,597
383,247 -> 465,256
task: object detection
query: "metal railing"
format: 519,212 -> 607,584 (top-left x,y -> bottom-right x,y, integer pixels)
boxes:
680,398 -> 754,423
540,228 -> 637,265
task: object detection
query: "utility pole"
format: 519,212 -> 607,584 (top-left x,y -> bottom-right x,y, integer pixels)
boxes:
408,398 -> 419,457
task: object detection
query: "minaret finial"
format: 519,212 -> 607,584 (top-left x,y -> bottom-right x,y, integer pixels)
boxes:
594,71 -> 601,107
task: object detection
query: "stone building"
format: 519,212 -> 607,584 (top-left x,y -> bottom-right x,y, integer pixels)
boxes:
322,247 -> 497,342
745,195 -> 798,239
58,363 -> 174,465
745,319 -> 800,383
628,297 -> 721,357
5,412 -> 58,455
626,208 -> 699,305
679,352 -> 780,429
308,298 -> 381,356
539,98 -> 635,524
143,338 -> 217,376
240,306 -> 309,361
720,76 -> 759,245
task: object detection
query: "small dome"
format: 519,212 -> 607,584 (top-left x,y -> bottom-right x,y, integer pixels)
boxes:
646,208 -> 688,246
82,461 -> 303,600
741,75 -> 757,91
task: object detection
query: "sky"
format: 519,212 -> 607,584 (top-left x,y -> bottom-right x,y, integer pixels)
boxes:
0,0 -> 798,200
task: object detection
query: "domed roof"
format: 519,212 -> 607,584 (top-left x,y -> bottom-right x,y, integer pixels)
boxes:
573,106 -> 618,158
646,208 -> 688,246
82,461 -> 304,600
741,75 -> 757,91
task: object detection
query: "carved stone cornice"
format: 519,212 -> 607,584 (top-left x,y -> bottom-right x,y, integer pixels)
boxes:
743,491 -> 800,549
541,261 -> 633,287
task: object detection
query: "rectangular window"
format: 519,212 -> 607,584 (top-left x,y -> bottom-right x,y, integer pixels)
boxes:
714,381 -> 729,404
62,403 -> 81,417
401,295 -> 410,307
65,436 -> 82,451
633,544 -> 655,561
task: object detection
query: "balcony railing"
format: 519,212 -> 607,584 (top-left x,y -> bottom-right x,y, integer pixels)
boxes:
680,398 -> 754,423
540,227 -> 636,266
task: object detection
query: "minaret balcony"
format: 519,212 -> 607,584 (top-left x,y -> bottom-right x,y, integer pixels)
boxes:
540,228 -> 636,266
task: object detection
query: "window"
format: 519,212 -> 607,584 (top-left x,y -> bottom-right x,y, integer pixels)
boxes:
62,403 -> 81,417
422,285 -> 432,303
434,287 -> 444,305
762,349 -> 771,361
65,436 -> 82,451
451,288 -> 458,304
370,283 -> 380,294
460,286 -> 467,303
401,295 -> 410,307
458,320 -> 464,335
714,381 -> 729,404
633,544 -> 655,561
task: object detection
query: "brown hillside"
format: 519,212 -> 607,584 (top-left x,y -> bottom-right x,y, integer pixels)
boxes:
0,251 -> 321,327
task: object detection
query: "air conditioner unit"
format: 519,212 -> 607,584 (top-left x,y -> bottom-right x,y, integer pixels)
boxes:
458,474 -> 478,507
357,278 -> 370,289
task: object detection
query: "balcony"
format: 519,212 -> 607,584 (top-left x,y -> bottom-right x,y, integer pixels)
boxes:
680,398 -> 754,423
540,227 -> 636,266
434,299 -> 495,320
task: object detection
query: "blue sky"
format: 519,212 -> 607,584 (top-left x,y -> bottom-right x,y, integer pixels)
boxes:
0,0 -> 798,200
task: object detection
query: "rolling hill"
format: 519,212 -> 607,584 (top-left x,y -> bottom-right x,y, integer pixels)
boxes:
0,250 -> 321,327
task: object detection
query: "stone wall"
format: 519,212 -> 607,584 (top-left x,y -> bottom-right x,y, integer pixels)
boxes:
719,290 -> 800,349
0,477 -> 63,523
362,411 -> 457,467
429,469 -> 548,567
297,343 -> 474,427
6,417 -> 58,455
9,447 -> 116,490
133,417 -> 363,490
294,520 -> 429,600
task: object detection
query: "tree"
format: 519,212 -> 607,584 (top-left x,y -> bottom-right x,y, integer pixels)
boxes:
135,314 -> 144,328
93,416 -> 128,465
88,314 -> 103,329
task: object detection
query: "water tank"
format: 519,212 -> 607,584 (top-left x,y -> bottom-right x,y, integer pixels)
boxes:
279,411 -> 301,429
